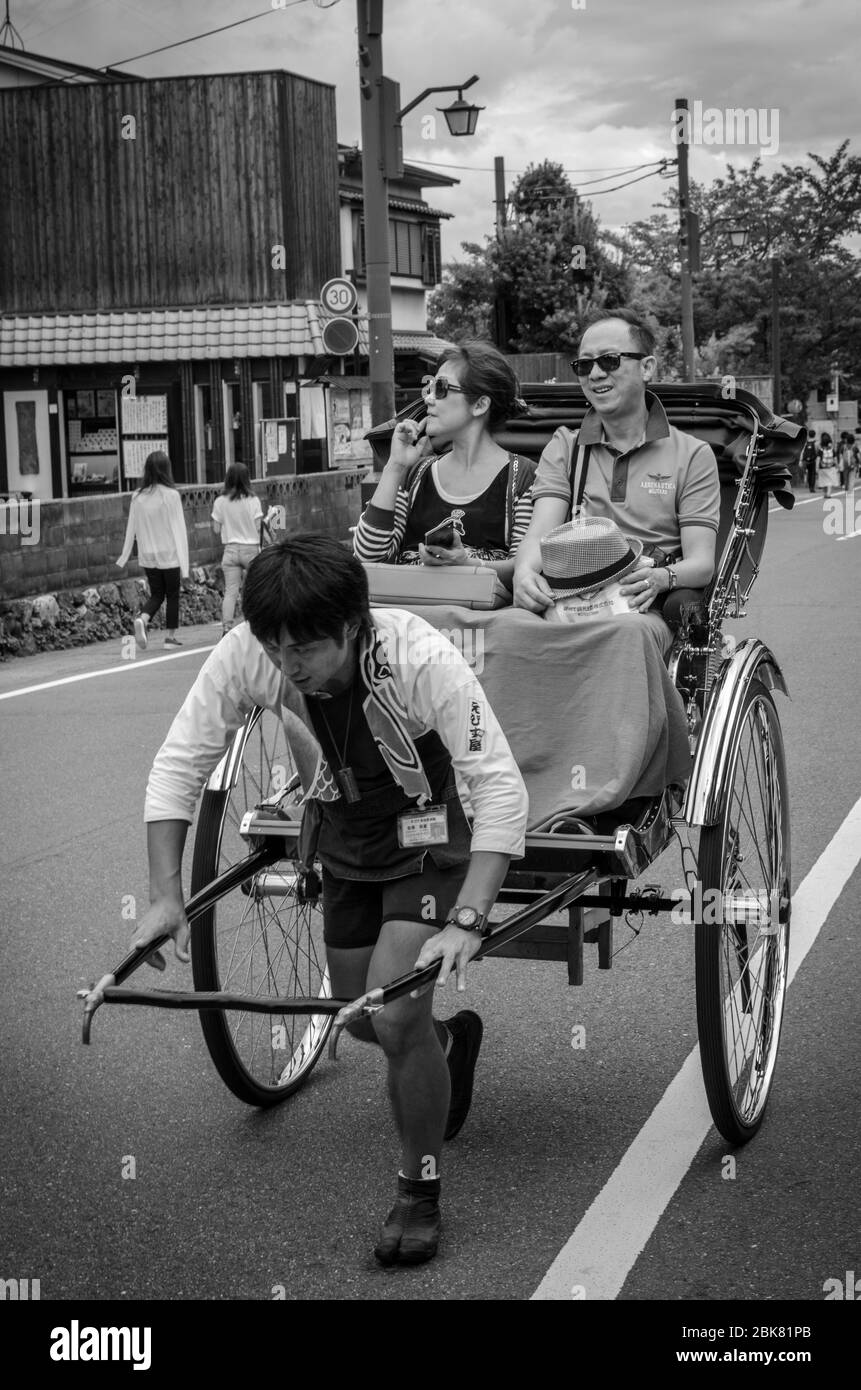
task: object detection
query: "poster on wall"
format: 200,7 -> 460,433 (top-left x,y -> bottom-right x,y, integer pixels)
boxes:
96,389 -> 115,418
329,387 -> 372,464
16,401 -> 40,475
121,394 -> 168,435
77,391 -> 95,419
123,438 -> 168,479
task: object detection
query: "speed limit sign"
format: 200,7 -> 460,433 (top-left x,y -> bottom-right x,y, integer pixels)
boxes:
320,278 -> 358,315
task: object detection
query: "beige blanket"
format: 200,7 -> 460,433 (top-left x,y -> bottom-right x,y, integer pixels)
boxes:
404,604 -> 691,828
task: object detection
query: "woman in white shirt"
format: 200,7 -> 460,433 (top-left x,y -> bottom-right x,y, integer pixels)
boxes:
211,463 -> 263,635
116,452 -> 189,649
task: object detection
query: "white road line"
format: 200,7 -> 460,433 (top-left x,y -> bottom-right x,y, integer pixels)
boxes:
835,530 -> 861,542
0,645 -> 215,701
531,794 -> 861,1301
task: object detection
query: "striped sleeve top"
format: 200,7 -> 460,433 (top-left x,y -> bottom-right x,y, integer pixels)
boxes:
353,454 -> 534,565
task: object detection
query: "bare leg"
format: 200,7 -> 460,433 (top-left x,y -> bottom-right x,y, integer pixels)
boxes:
367,919 -> 449,1179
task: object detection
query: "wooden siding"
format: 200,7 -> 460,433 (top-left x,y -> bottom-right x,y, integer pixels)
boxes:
0,72 -> 340,313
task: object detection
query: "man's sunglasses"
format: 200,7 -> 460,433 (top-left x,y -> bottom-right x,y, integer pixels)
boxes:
570,351 -> 648,377
422,378 -> 467,399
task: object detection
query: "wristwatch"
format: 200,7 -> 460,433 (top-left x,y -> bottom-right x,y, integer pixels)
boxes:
664,566 -> 678,592
447,905 -> 492,937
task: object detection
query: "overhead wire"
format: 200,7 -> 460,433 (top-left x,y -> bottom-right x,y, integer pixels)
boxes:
96,0 -> 318,71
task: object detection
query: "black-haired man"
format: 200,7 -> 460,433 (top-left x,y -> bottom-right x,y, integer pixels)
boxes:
514,309 -> 720,634
131,533 -> 528,1266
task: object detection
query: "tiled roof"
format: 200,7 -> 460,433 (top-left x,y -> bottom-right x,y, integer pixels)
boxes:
0,307 -> 452,366
339,188 -> 454,218
0,304 -> 328,366
391,331 -> 453,358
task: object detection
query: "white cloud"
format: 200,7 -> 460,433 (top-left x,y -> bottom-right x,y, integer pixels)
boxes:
9,0 -> 858,261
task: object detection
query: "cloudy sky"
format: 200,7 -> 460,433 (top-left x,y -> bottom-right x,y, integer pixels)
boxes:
9,0 -> 860,260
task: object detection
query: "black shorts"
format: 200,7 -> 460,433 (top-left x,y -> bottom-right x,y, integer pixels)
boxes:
321,858 -> 468,950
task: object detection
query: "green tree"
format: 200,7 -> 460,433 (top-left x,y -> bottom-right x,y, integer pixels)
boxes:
621,142 -> 861,404
426,242 -> 494,341
429,161 -> 630,352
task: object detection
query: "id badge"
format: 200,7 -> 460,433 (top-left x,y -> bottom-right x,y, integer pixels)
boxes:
397,803 -> 449,848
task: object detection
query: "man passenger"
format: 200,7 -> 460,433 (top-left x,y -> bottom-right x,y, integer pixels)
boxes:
514,309 -> 720,638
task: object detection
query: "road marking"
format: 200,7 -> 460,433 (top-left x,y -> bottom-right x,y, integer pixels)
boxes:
0,645 -> 215,701
835,530 -> 861,542
531,793 -> 861,1301
768,495 -> 827,514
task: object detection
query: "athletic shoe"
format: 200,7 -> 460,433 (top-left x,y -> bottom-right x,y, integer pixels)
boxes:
133,616 -> 148,649
164,636 -> 182,647
374,1174 -> 441,1266
444,1010 -> 484,1140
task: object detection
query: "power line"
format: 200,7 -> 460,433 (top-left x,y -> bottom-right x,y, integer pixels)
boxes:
407,157 -> 667,176
101,0 -> 317,70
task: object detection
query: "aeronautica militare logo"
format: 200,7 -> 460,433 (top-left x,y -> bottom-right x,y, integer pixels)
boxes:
642,472 -> 675,495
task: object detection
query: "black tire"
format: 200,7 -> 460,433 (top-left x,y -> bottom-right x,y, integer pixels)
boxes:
695,680 -> 790,1144
190,706 -> 332,1107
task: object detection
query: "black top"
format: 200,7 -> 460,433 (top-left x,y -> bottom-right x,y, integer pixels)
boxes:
401,459 -> 509,553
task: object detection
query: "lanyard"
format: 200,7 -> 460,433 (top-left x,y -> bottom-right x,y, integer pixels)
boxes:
315,683 -> 361,803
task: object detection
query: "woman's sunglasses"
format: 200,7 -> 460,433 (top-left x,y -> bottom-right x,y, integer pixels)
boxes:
422,378 -> 467,399
570,351 -> 648,377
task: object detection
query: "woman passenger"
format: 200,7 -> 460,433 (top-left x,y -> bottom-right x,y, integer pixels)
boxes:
352,341 -> 534,592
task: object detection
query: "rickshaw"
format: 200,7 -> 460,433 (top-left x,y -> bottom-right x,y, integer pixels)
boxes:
79,382 -> 802,1146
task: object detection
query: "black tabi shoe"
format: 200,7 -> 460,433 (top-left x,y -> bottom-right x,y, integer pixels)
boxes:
444,1010 -> 484,1141
374,1174 -> 442,1266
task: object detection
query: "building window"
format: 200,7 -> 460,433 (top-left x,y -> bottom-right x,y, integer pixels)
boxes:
421,224 -> 441,286
356,216 -> 437,280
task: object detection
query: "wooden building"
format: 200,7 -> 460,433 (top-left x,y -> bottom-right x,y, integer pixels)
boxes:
0,67 -> 343,499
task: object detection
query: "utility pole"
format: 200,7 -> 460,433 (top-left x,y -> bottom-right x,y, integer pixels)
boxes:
494,156 -> 506,237
675,97 -> 696,382
771,256 -> 781,415
357,0 -> 395,426
493,155 -> 509,351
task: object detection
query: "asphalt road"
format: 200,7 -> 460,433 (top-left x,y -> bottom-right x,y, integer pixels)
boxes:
1,491 -> 859,1304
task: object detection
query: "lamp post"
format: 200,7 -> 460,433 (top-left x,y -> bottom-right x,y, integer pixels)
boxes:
771,255 -> 781,416
356,1 -> 482,427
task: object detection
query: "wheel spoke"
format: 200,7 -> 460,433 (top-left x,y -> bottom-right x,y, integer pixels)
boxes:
191,707 -> 332,1103
696,684 -> 790,1141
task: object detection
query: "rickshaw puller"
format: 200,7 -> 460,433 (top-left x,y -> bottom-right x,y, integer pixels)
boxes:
131,534 -> 528,1266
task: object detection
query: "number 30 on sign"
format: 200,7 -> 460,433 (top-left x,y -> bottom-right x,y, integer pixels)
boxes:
320,278 -> 358,315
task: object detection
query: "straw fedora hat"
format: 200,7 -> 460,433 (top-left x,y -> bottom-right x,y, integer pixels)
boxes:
540,516 -> 643,599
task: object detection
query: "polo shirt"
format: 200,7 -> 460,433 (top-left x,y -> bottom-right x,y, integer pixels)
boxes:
532,392 -> 720,553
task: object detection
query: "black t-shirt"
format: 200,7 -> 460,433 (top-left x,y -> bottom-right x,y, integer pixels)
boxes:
401,458 -> 510,554
305,665 -> 451,799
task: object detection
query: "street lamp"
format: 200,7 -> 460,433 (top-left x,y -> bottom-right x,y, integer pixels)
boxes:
357,2 -> 482,429
437,89 -> 484,136
727,226 -> 750,251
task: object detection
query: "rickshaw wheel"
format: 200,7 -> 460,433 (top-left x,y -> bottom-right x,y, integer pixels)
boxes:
695,680 -> 790,1144
190,706 -> 332,1107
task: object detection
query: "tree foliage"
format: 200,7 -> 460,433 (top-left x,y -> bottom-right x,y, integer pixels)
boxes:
429,144 -> 861,410
620,141 -> 861,403
429,161 -> 631,353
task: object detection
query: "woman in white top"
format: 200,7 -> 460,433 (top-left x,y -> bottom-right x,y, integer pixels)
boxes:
116,451 -> 189,649
211,463 -> 263,635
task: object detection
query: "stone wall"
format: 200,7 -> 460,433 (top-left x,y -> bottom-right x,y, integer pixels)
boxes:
0,470 -> 364,660
0,471 -> 363,601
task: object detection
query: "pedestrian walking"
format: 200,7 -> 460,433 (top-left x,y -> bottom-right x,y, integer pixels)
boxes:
211,464 -> 263,637
801,431 -> 818,493
116,451 -> 189,648
815,433 -> 839,499
838,432 -> 856,492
